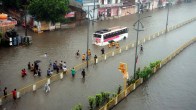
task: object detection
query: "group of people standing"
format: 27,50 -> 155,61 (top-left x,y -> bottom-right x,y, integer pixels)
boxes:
27,61 -> 42,77
108,41 -> 120,48
20,61 -> 42,78
47,61 -> 67,77
76,48 -> 105,64
80,49 -> 91,61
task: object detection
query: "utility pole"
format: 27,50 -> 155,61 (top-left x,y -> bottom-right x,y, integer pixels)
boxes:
92,0 -> 96,25
133,2 -> 141,79
133,2 -> 151,79
25,5 -> 27,37
87,6 -> 90,68
165,2 -> 170,33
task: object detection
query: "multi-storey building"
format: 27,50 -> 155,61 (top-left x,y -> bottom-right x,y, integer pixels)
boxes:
98,0 -> 123,20
120,0 -> 136,16
69,0 -> 99,20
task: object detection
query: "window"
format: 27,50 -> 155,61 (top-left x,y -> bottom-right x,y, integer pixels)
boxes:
94,34 -> 102,38
104,34 -> 110,39
108,0 -> 111,4
103,28 -> 128,39
102,0 -> 104,4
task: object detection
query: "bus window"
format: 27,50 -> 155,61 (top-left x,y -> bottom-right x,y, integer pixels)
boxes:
122,29 -> 125,34
125,29 -> 127,33
114,32 -> 117,36
120,30 -> 123,34
105,34 -> 110,39
103,35 -> 105,39
94,34 -> 101,38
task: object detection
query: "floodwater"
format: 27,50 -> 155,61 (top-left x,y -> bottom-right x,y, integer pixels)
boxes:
0,1 -> 196,90
0,1 -> 196,110
113,43 -> 196,110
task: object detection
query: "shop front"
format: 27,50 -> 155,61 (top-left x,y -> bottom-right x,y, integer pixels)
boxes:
111,7 -> 119,16
120,5 -> 136,16
98,3 -> 122,20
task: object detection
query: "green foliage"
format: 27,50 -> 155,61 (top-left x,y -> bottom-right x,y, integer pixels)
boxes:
1,0 -> 30,9
145,66 -> 153,75
88,96 -> 95,110
95,94 -> 103,107
138,66 -> 153,78
111,93 -> 117,98
2,0 -> 20,9
127,78 -> 137,85
127,68 -> 141,85
101,92 -> 110,103
150,60 -> 161,69
59,17 -> 71,24
72,104 -> 82,110
135,67 -> 140,79
28,0 -> 69,23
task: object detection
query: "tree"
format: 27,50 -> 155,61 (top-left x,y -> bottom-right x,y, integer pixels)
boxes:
28,0 -> 69,23
2,0 -> 24,9
1,0 -> 31,11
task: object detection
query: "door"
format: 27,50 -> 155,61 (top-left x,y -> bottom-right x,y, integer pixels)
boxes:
107,8 -> 111,17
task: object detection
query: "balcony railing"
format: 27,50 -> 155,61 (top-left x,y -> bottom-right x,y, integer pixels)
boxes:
83,0 -> 99,3
99,3 -> 123,8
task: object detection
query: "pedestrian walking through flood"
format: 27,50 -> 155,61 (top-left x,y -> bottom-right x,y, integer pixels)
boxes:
101,48 -> 105,54
81,69 -> 85,78
94,55 -> 97,64
140,44 -> 143,52
71,68 -> 76,78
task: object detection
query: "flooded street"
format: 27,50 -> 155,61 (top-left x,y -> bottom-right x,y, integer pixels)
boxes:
0,2 -> 196,110
113,43 -> 196,110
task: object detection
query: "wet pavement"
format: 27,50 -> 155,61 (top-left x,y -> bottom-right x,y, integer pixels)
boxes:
0,1 -> 196,110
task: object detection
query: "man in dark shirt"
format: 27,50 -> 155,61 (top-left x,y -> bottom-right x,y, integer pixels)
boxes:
3,87 -> 7,97
81,69 -> 85,79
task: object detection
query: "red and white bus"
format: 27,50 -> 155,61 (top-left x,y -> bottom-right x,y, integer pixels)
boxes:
92,26 -> 128,46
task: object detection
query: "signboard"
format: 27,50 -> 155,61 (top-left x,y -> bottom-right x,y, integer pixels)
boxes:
65,12 -> 75,18
0,21 -> 17,27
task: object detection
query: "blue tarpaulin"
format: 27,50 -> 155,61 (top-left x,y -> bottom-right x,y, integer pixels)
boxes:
75,0 -> 83,3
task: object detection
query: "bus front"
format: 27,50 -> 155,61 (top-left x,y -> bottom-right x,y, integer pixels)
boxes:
93,33 -> 103,46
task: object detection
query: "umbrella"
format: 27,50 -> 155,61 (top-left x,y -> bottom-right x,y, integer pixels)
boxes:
34,60 -> 41,63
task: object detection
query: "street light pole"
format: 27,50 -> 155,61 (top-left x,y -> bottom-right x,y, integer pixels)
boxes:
92,0 -> 95,25
165,2 -> 170,33
133,2 -> 152,79
25,6 -> 27,37
133,2 -> 141,79
87,6 -> 90,68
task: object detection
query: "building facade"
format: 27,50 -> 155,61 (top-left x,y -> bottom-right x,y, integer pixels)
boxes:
98,0 -> 123,20
120,0 -> 136,16
69,0 -> 99,20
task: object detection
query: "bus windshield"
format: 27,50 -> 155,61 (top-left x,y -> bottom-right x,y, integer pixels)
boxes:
94,34 -> 102,38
